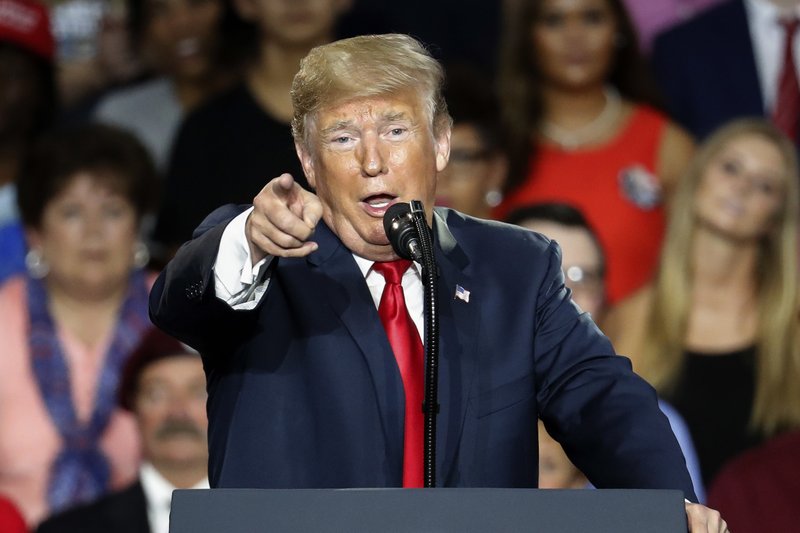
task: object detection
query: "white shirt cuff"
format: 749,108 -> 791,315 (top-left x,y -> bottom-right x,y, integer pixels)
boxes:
213,207 -> 272,309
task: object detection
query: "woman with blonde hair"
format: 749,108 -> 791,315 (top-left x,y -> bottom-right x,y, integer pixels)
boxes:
603,118 -> 800,487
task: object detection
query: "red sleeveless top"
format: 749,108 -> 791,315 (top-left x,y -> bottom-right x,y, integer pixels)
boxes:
495,106 -> 668,304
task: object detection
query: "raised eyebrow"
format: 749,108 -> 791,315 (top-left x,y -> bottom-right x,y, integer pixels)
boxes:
381,111 -> 411,124
320,120 -> 354,136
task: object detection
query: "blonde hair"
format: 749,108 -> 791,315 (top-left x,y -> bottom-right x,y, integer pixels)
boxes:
641,118 -> 800,435
290,33 -> 452,146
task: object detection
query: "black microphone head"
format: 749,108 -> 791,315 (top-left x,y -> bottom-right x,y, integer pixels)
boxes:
383,202 -> 411,235
383,202 -> 419,261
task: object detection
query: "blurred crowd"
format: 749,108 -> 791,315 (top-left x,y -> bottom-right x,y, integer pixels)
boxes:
1,0 -> 799,532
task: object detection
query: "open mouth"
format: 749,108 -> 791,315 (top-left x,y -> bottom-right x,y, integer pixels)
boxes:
361,193 -> 398,216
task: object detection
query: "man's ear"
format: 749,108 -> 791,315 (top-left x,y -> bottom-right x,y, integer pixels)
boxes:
435,126 -> 451,172
295,142 -> 316,190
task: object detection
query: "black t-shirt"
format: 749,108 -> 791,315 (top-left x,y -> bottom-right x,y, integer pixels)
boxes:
154,83 -> 305,248
665,346 -> 763,487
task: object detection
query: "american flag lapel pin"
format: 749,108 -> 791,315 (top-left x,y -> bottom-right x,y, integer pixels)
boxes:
454,284 -> 470,303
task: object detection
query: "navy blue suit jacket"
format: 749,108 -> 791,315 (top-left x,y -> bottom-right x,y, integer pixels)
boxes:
652,0 -> 764,140
149,206 -> 696,498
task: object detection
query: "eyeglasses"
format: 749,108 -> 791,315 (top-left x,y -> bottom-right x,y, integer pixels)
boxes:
138,384 -> 208,407
564,265 -> 603,293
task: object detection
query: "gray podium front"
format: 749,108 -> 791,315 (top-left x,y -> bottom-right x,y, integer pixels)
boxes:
169,488 -> 687,532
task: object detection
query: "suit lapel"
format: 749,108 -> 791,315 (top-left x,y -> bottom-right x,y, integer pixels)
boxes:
431,209 -> 480,485
721,0 -> 764,115
304,214 -> 479,486
306,223 -> 405,479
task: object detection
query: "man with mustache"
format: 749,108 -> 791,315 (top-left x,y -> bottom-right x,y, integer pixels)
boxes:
37,328 -> 209,533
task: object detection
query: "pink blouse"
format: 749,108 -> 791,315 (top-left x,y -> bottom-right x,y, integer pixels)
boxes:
0,276 -> 141,527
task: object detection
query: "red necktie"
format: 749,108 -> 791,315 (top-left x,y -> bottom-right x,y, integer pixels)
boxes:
773,18 -> 800,141
373,260 -> 424,488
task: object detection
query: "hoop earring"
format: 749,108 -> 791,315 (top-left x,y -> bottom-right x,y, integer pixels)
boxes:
485,189 -> 503,208
25,248 -> 49,279
133,241 -> 150,269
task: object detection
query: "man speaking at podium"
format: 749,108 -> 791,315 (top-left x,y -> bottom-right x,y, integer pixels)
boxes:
149,34 -> 728,532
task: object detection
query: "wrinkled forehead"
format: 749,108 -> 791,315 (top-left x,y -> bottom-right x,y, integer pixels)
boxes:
304,89 -> 433,140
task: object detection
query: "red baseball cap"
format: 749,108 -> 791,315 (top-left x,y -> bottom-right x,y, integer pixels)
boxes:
0,0 -> 54,60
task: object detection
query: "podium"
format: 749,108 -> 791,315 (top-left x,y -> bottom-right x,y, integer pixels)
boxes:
169,488 -> 687,532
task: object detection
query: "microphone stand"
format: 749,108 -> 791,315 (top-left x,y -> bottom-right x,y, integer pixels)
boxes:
408,200 -> 439,488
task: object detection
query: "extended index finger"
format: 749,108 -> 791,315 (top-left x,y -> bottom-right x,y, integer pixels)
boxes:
272,174 -> 318,224
271,173 -> 297,200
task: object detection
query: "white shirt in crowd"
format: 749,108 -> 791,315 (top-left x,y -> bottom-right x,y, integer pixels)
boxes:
745,0 -> 800,112
139,462 -> 209,533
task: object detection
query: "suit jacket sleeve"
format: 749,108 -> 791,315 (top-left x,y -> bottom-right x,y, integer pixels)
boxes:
533,240 -> 696,499
149,204 -> 263,354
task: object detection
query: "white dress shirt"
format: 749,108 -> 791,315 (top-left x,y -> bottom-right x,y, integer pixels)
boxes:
745,0 -> 800,112
139,462 -> 209,533
213,208 -> 425,338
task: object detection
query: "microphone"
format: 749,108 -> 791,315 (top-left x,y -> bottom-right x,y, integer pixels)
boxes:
384,200 -> 441,487
383,202 -> 422,261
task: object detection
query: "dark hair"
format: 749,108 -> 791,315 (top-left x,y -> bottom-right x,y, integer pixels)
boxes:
16,123 -> 158,228
0,42 -> 57,146
497,0 -> 663,192
443,63 -> 506,154
505,202 -> 605,275
118,327 -> 199,411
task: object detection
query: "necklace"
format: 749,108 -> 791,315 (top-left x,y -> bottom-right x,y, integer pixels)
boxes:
539,86 -> 623,150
